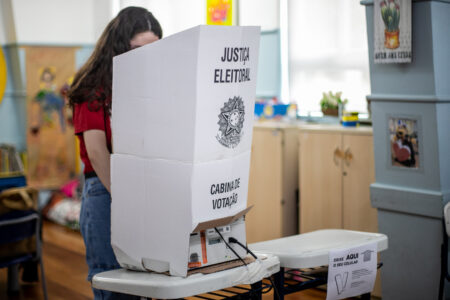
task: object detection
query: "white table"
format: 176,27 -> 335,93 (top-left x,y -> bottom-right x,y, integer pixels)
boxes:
92,254 -> 280,299
249,229 -> 388,268
249,229 -> 388,300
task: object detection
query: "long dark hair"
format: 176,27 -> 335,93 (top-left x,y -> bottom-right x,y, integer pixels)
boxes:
68,6 -> 162,112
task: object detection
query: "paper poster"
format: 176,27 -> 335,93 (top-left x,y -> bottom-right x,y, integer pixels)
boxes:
374,0 -> 412,63
389,117 -> 419,168
25,47 -> 78,189
0,48 -> 6,105
326,243 -> 377,300
207,0 -> 232,26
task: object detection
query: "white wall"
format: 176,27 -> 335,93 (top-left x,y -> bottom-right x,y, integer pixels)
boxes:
4,0 -> 113,45
239,0 -> 279,30
116,0 -> 205,37
116,0 -> 280,37
0,8 -> 5,45
0,0 -> 6,44
0,0 -> 17,44
0,0 -> 280,45
146,0 -> 204,37
93,0 -> 115,41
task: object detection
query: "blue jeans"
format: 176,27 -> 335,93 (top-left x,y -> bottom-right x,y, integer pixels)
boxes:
80,177 -> 140,300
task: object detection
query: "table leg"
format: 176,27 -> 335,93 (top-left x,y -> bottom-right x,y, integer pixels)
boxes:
273,267 -> 284,300
7,264 -> 20,293
250,280 -> 262,300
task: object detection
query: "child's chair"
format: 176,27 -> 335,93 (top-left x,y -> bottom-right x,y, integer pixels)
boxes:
0,209 -> 48,300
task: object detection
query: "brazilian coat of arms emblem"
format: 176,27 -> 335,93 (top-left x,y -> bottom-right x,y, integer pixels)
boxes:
216,96 -> 245,148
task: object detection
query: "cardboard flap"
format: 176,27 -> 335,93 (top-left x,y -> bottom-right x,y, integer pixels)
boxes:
192,205 -> 253,233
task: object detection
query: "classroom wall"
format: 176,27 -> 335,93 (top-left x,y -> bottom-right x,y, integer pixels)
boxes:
116,0 -> 205,37
0,0 -> 103,151
239,0 -> 279,31
115,0 -> 280,37
0,0 -> 282,149
0,5 -> 6,45
0,46 -> 27,150
7,0 -> 111,45
0,0 -> 15,44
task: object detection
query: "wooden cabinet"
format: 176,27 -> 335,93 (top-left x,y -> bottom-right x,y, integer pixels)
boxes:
298,125 -> 377,234
298,132 -> 343,231
341,134 -> 377,232
298,125 -> 381,297
246,123 -> 299,243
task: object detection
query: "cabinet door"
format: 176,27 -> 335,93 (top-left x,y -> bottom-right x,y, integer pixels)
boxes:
281,129 -> 299,237
342,134 -> 382,298
246,129 -> 283,243
342,134 -> 378,232
299,132 -> 343,233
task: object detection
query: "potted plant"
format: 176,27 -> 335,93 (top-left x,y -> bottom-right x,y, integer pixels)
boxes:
320,91 -> 348,116
380,0 -> 400,49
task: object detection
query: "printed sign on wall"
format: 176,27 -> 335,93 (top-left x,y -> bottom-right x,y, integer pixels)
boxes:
374,0 -> 412,63
207,0 -> 232,26
389,117 -> 419,169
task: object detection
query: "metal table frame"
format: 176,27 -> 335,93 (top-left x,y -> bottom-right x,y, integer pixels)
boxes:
249,230 -> 388,300
270,264 -> 383,300
177,281 -> 268,300
92,255 -> 280,300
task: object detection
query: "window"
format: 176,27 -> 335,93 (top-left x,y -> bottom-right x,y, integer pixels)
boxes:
287,0 -> 370,115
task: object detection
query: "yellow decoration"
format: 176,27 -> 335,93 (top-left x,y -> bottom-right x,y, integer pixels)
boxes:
263,105 -> 274,118
341,115 -> 359,122
0,48 -> 7,105
207,0 -> 232,26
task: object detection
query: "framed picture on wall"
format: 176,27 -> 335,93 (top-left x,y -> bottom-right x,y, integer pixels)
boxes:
388,116 -> 420,169
374,0 -> 412,64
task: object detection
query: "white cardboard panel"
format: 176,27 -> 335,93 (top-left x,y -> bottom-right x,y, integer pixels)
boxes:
191,151 -> 251,227
113,98 -> 196,163
111,154 -> 192,276
112,27 -> 198,161
112,25 -> 260,163
194,26 -> 260,161
111,151 -> 251,276
110,154 -> 147,270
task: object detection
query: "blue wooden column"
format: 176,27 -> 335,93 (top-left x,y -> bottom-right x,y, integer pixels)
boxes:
361,1 -> 450,299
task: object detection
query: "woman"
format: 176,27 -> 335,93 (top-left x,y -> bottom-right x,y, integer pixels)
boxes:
68,7 -> 162,299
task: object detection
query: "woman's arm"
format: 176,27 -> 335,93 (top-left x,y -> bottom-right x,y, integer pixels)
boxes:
84,129 -> 111,193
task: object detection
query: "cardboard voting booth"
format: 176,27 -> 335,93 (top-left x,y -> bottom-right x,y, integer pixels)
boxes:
112,25 -> 260,162
111,25 -> 261,277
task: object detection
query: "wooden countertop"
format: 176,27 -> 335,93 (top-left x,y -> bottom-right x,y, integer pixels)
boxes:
253,120 -> 373,135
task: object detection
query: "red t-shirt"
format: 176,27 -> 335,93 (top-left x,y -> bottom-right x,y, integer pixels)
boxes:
73,101 -> 112,174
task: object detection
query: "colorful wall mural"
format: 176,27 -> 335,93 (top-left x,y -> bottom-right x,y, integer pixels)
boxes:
25,47 -> 77,188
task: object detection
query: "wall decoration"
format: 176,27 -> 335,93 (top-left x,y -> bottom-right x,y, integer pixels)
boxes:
374,0 -> 412,63
207,0 -> 232,26
25,47 -> 78,189
0,48 -> 7,105
389,117 -> 419,168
